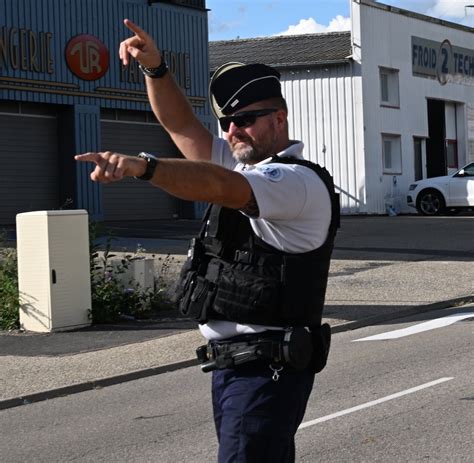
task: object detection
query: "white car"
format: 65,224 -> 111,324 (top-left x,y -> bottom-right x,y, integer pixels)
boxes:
407,163 -> 474,215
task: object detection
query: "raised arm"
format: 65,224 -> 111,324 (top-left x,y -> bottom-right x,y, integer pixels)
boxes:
119,19 -> 213,161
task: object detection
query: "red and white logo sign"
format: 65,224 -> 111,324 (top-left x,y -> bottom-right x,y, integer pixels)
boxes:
65,34 -> 109,81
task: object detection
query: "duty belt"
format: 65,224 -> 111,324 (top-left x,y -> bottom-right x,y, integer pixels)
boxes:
195,328 -> 313,373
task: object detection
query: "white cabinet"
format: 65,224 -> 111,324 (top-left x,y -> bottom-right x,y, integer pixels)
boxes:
16,210 -> 92,332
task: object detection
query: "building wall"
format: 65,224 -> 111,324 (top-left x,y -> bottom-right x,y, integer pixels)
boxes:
468,104 -> 474,162
281,65 -> 365,214
353,0 -> 474,214
0,0 -> 210,224
0,0 -> 209,112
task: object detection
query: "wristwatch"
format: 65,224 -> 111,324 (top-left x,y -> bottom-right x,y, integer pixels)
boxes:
135,152 -> 159,181
139,60 -> 168,79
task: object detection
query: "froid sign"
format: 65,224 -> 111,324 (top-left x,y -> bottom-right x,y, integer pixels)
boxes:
412,36 -> 474,86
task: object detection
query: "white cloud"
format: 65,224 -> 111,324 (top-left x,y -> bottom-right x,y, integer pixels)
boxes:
326,15 -> 352,32
277,15 -> 351,36
279,18 -> 327,35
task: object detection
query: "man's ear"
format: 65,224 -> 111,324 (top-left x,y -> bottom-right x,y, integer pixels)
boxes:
275,109 -> 288,130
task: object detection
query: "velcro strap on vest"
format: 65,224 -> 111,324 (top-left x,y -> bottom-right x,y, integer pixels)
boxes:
233,249 -> 283,266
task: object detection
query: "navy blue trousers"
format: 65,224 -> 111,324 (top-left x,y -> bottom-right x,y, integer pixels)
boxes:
212,362 -> 315,463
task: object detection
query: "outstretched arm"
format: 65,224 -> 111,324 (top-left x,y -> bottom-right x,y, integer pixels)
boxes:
75,152 -> 252,210
119,19 -> 213,161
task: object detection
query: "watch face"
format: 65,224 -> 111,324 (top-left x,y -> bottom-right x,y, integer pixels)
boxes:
136,153 -> 158,180
139,152 -> 157,161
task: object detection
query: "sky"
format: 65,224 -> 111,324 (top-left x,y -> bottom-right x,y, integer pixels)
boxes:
206,0 -> 474,41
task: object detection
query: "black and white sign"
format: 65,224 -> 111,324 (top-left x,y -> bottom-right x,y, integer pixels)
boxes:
412,36 -> 474,86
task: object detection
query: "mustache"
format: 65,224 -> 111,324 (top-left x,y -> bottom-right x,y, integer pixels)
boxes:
230,134 -> 251,145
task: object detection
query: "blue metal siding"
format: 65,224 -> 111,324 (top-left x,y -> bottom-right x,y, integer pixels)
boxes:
74,105 -> 102,219
0,0 -> 209,114
1,0 -> 209,219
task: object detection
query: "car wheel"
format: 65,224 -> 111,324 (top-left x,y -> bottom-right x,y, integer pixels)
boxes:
416,189 -> 446,215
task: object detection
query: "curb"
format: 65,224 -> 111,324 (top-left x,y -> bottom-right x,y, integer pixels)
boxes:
0,359 -> 199,411
1,295 -> 472,412
331,295 -> 474,333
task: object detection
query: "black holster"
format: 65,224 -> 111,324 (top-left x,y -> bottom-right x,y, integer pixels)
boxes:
309,323 -> 331,373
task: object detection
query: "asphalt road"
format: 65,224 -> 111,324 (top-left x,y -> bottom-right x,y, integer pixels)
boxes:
1,307 -> 472,462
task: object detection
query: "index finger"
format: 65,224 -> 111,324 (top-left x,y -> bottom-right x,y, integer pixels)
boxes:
75,153 -> 101,164
124,19 -> 148,40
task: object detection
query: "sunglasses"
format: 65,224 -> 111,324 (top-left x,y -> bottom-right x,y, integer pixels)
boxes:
219,108 -> 278,132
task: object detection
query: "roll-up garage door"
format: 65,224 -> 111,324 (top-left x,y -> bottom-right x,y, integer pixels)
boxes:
101,119 -> 183,221
0,111 -> 59,226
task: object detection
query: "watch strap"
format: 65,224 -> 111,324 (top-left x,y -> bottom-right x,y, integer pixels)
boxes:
135,152 -> 158,181
139,60 -> 168,79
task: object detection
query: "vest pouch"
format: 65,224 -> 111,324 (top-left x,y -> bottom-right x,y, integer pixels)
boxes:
187,276 -> 216,322
175,238 -> 207,304
213,262 -> 281,324
177,270 -> 198,316
178,270 -> 216,322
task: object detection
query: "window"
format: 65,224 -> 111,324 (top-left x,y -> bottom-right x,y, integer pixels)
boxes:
446,140 -> 458,169
0,101 -> 58,117
382,134 -> 402,174
379,67 -> 400,108
100,108 -> 158,124
413,137 -> 424,181
149,0 -> 206,9
462,163 -> 474,176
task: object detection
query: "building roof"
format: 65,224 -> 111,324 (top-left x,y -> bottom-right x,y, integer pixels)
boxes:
209,31 -> 352,72
361,0 -> 474,34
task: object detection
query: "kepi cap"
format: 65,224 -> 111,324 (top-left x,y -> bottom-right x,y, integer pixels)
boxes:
209,62 -> 282,118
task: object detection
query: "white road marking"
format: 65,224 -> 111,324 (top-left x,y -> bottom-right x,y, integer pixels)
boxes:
353,312 -> 474,341
298,377 -> 453,430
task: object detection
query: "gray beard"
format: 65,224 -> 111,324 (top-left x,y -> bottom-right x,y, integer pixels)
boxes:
231,142 -> 264,165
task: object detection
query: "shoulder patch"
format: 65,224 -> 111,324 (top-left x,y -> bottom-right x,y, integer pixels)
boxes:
255,165 -> 284,182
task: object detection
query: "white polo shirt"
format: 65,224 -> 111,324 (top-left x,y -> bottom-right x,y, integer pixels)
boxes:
199,136 -> 331,340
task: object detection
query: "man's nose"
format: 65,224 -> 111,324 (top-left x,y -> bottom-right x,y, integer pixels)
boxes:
227,121 -> 241,137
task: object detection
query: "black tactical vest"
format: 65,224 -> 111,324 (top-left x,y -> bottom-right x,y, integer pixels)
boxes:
175,156 -> 340,327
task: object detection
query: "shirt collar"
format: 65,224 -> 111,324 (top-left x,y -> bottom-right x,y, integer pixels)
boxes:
235,140 -> 304,171
255,140 -> 304,167
238,140 -> 304,171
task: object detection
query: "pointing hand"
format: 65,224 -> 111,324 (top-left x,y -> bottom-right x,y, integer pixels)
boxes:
119,19 -> 162,68
75,151 -> 146,183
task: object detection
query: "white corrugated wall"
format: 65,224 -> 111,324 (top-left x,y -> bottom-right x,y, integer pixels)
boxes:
281,65 -> 365,214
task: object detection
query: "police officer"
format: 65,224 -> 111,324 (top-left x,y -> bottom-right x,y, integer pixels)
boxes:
76,19 -> 338,463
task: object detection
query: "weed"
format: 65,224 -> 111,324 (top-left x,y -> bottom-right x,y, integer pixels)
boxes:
0,223 -> 175,330
0,232 -> 19,330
